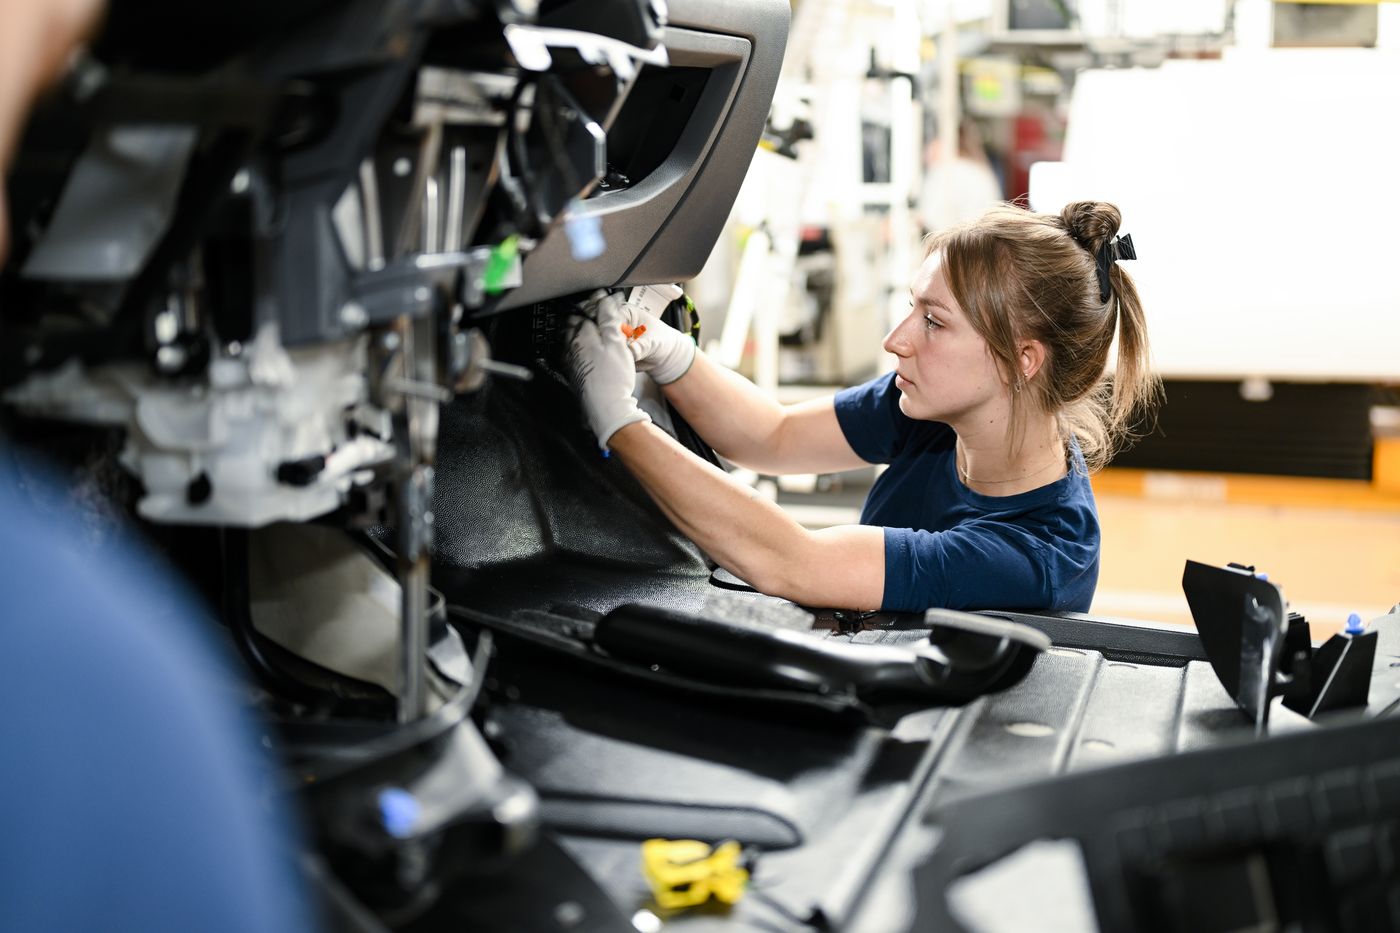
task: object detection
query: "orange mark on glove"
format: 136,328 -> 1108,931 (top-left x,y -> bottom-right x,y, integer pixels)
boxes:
620,322 -> 647,344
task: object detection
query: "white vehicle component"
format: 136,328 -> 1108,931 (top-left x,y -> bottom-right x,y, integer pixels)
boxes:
3,324 -> 394,526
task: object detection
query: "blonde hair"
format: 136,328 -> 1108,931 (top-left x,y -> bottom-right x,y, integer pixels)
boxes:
925,200 -> 1161,471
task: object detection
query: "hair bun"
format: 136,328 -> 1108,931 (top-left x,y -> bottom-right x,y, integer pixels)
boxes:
1060,200 -> 1122,252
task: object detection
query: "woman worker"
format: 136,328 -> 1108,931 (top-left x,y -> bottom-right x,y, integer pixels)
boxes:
565,201 -> 1159,613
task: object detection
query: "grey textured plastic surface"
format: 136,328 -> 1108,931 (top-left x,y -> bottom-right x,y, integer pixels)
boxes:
496,0 -> 791,309
922,651 -> 1251,808
22,127 -> 197,281
555,708 -> 954,931
990,609 -> 1210,662
1367,607 -> 1400,713
480,612 -> 905,847
913,703 -> 1400,933
511,614 -> 1261,931
446,546 -> 1275,931
490,702 -> 881,849
430,378 -> 709,575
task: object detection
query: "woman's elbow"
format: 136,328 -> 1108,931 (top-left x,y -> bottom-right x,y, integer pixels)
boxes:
725,538 -> 805,602
731,558 -> 789,600
784,529 -> 887,610
732,540 -> 881,611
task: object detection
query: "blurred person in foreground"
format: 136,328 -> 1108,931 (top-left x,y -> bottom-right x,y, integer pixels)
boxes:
0,3 -> 311,930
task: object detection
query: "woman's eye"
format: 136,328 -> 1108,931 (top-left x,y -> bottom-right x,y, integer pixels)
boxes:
923,315 -> 941,331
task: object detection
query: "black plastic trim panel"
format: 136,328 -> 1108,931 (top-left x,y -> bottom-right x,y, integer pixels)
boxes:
984,610 -> 1211,665
497,0 -> 790,308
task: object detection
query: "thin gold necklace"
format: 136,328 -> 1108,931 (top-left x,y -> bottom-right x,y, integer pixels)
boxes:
956,439 -> 1065,486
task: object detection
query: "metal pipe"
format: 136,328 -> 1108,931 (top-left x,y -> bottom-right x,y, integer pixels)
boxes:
395,120 -> 445,257
423,176 -> 440,254
359,158 -> 385,271
445,145 -> 466,253
399,540 -> 429,722
389,313 -> 436,724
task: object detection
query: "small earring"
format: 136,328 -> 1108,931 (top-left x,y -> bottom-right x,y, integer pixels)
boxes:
1014,380 -> 1023,393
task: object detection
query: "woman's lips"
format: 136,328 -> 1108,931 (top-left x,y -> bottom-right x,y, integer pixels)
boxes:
895,373 -> 914,390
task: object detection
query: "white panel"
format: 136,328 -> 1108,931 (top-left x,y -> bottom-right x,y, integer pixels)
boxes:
1032,49 -> 1400,382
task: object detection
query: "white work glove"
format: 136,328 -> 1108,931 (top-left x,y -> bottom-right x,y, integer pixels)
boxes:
565,312 -> 651,451
585,288 -> 696,385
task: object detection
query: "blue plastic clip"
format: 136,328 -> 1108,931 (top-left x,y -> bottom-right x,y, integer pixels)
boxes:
565,202 -> 606,261
378,787 -> 421,839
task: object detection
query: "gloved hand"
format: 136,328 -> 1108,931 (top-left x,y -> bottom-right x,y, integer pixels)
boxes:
585,289 -> 696,385
565,312 -> 651,451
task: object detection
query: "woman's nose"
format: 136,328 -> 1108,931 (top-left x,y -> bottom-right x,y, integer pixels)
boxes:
882,314 -> 914,356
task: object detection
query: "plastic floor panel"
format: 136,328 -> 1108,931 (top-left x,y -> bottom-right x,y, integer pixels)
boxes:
450,567 -> 1262,931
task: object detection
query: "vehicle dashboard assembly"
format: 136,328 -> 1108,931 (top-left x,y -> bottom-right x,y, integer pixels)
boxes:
6,3 -> 1400,931
0,0 -> 793,926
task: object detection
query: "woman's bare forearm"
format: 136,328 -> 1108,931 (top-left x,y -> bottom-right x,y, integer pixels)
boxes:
656,352 -> 786,469
608,421 -> 885,609
658,351 -> 867,475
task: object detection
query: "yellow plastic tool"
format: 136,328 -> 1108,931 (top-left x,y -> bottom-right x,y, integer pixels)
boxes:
641,838 -> 749,910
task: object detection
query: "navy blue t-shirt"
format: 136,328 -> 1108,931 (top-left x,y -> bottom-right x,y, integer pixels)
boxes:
834,373 -> 1100,613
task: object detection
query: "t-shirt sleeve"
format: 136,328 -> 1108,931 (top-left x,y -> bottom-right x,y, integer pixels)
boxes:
834,372 -> 911,464
880,522 -> 1056,612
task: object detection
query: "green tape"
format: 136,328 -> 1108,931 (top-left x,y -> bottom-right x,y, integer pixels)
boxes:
483,235 -> 520,294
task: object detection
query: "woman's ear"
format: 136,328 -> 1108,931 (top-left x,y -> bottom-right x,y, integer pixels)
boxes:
1019,340 -> 1047,382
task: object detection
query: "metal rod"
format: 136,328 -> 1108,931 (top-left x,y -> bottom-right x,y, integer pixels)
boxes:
389,312 -> 436,724
445,145 -> 466,253
395,120 -> 444,257
423,176 -> 440,254
359,158 -> 385,271
386,376 -> 453,403
478,358 -> 533,382
399,542 -> 429,723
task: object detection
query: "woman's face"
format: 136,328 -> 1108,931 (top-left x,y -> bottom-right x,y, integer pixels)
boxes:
882,250 -> 1008,426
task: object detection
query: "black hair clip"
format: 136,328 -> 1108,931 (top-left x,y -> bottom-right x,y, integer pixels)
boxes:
1095,233 -> 1136,303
